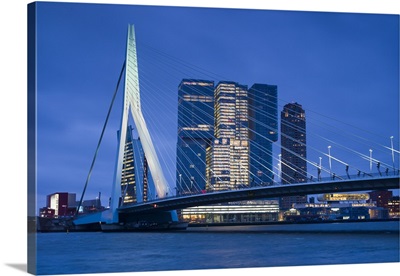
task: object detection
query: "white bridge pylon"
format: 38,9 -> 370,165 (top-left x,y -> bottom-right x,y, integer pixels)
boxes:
108,24 -> 169,223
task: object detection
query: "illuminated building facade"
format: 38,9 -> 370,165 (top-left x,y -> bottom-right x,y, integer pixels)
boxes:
41,192 -> 77,218
118,125 -> 150,204
119,125 -> 136,204
176,79 -> 214,194
280,102 -> 307,209
207,81 -> 249,190
206,137 -> 231,190
317,193 -> 370,202
248,83 -> 278,186
181,200 -> 279,223
288,193 -> 394,220
288,202 -> 374,221
388,196 -> 399,218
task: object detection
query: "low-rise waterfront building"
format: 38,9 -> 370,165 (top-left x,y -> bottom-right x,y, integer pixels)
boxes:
368,190 -> 393,209
39,207 -> 55,218
180,200 -> 279,223
388,196 -> 399,218
43,192 -> 77,218
289,202 -> 378,221
40,192 -> 105,218
288,192 -> 392,221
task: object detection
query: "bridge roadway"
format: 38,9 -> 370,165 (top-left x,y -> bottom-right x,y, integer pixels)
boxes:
118,175 -> 399,214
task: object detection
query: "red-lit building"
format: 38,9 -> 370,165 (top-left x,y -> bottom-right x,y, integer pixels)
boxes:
44,192 -> 77,218
40,192 -> 105,218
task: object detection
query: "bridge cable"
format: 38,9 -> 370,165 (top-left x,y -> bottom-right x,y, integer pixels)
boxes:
74,61 -> 126,217
135,42 -> 399,192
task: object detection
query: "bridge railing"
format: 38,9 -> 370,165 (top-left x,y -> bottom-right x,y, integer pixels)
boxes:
305,170 -> 400,183
119,170 -> 399,207
176,170 -> 400,194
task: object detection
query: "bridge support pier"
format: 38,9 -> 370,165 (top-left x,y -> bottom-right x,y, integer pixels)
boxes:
100,210 -> 187,232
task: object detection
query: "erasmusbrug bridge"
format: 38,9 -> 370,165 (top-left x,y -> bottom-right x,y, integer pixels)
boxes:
73,25 -> 400,231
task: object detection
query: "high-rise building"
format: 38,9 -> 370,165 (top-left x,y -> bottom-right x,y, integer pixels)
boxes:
176,79 -> 214,194
280,102 -> 307,209
206,137 -> 231,190
207,81 -> 249,190
120,125 -> 136,204
177,79 -> 281,221
248,83 -> 278,186
118,125 -> 150,204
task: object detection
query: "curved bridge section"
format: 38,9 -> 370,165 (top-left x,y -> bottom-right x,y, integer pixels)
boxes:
118,176 -> 399,214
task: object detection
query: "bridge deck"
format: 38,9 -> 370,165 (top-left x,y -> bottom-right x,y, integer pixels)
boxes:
118,175 -> 400,214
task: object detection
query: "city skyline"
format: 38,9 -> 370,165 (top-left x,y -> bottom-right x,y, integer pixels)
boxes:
33,2 -> 399,212
0,1 -> 399,276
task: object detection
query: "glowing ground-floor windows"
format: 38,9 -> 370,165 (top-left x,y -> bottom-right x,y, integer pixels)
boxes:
180,200 -> 280,223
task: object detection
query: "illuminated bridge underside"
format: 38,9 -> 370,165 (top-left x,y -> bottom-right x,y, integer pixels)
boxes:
118,176 -> 399,214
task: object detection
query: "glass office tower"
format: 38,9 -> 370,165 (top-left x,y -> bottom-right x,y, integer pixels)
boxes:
118,125 -> 152,204
207,81 -> 249,191
119,125 -> 137,204
248,83 -> 278,186
280,102 -> 307,209
176,79 -> 214,194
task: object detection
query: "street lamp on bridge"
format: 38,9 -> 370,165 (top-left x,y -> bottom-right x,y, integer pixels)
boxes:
278,154 -> 282,182
328,146 -> 332,177
369,149 -> 373,173
318,157 -> 322,181
390,136 -> 395,174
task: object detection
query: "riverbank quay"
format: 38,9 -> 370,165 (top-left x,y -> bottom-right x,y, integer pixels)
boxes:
32,216 -> 399,233
186,219 -> 400,233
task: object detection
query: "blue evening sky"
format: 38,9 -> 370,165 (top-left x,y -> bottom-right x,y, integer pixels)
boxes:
35,2 -> 399,210
0,2 -> 398,276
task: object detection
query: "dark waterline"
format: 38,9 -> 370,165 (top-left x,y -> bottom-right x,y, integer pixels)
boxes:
35,229 -> 400,275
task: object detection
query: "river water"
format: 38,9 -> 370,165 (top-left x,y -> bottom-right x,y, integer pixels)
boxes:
36,228 -> 399,275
